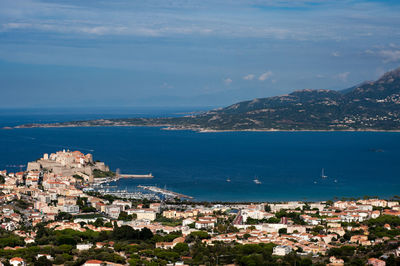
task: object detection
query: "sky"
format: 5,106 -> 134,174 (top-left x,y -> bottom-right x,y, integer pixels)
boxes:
1,0 -> 400,108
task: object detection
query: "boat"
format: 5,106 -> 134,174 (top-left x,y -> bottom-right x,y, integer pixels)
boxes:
253,178 -> 261,184
226,178 -> 231,182
321,168 -> 327,179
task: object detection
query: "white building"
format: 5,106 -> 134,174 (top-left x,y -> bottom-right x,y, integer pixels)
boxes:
105,205 -> 121,219
273,245 -> 293,256
76,243 -> 93,251
37,254 -> 53,260
9,258 -> 26,266
182,218 -> 196,226
195,220 -> 215,229
63,205 -> 80,214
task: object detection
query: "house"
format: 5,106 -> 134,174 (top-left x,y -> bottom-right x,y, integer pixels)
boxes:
272,245 -> 292,256
182,218 -> 196,226
149,203 -> 161,212
83,260 -> 103,266
350,235 -> 368,244
76,243 -> 93,251
9,258 -> 26,266
367,258 -> 386,266
156,237 -> 185,249
328,256 -> 344,266
112,200 -> 132,210
24,237 -> 35,244
105,205 -> 121,219
63,204 -> 79,214
127,209 -> 156,221
195,220 -> 215,229
37,254 -> 53,260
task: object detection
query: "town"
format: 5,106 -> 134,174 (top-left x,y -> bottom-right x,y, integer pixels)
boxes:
0,150 -> 400,265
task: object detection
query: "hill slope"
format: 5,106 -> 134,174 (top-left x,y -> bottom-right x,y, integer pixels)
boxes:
16,67 -> 400,131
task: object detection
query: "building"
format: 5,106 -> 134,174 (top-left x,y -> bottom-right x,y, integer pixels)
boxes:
127,209 -> 156,221
273,245 -> 293,256
195,220 -> 215,229
156,237 -> 185,249
9,258 -> 26,266
63,205 -> 80,214
37,254 -> 53,260
76,243 -> 93,251
328,256 -> 344,266
367,258 -> 386,266
105,205 -> 121,219
83,260 -> 103,266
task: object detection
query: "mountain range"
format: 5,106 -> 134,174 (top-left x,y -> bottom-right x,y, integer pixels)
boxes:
16,67 -> 400,131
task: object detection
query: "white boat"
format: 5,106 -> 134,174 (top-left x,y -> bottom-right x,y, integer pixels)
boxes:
253,178 -> 261,184
321,168 -> 327,179
226,178 -> 231,182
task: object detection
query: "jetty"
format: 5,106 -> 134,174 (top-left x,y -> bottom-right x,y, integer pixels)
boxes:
138,185 -> 193,199
120,173 -> 153,178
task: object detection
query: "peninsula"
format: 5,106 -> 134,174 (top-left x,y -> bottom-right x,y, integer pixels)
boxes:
14,67 -> 400,132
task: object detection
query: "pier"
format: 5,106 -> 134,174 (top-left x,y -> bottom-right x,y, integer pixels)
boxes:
138,185 -> 193,199
120,173 -> 153,179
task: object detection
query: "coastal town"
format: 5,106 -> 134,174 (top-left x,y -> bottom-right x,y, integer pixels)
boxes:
0,150 -> 400,265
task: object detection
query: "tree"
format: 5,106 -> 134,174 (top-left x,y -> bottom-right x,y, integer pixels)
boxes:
118,211 -> 134,221
34,256 -> 53,266
278,228 -> 287,235
173,243 -> 189,255
55,212 -> 73,221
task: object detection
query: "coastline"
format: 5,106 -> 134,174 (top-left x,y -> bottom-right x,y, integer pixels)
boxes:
9,123 -> 400,133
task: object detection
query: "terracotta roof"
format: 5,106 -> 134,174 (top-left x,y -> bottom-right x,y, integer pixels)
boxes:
10,257 -> 25,262
84,260 -> 103,264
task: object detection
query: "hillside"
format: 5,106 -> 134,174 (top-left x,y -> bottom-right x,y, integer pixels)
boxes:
15,67 -> 400,131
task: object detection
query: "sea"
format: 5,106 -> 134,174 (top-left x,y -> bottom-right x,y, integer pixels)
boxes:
1,107 -> 399,202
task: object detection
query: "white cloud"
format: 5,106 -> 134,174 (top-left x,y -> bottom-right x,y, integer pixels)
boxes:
364,44 -> 400,63
332,51 -> 340,57
224,78 -> 233,85
243,74 -> 255,80
258,71 -> 273,81
337,72 -> 350,82
379,49 -> 400,63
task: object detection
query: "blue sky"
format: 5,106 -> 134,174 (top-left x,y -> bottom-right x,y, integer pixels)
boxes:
1,0 -> 400,108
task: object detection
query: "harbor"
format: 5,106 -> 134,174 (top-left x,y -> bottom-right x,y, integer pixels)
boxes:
138,185 -> 194,199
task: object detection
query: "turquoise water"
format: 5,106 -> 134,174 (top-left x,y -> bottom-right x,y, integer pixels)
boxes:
0,109 -> 399,201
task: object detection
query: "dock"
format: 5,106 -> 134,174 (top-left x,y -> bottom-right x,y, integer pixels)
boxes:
138,185 -> 193,199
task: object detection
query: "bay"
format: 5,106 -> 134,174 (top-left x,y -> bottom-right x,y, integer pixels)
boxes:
0,108 -> 399,202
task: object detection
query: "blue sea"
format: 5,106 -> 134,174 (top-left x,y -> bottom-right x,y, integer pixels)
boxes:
1,107 -> 400,202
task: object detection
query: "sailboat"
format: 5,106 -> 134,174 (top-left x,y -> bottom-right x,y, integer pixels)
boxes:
321,168 -> 328,179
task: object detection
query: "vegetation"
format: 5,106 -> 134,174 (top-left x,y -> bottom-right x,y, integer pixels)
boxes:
118,211 -> 136,221
0,230 -> 24,248
92,169 -> 116,178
